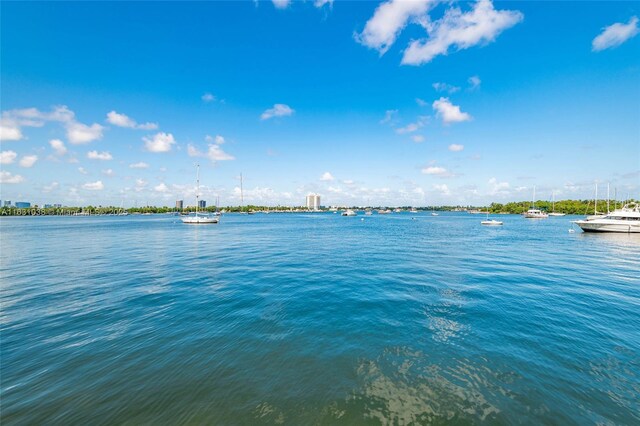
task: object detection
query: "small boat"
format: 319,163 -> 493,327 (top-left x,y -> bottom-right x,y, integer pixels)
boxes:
572,203 -> 640,233
342,209 -> 357,216
182,164 -> 219,225
377,209 -> 392,214
549,191 -> 565,216
410,208 -> 418,213
523,186 -> 548,218
481,211 -> 503,226
365,208 -> 373,216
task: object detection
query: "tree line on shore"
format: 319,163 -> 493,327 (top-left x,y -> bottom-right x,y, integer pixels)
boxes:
0,199 -> 634,216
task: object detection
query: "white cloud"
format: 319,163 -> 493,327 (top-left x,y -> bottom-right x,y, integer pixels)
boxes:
87,150 -> 113,161
380,109 -> 398,124
433,183 -> 451,195
144,132 -> 176,153
396,116 -> 428,134
488,177 -> 510,195
154,183 -> 170,193
260,104 -> 294,120
19,155 -> 38,168
402,0 -> 523,65
106,111 -> 158,130
43,182 -> 59,192
415,98 -> 428,107
320,172 -> 335,181
205,134 -> 225,145
468,75 -> 481,90
0,123 -> 23,141
49,139 -> 67,156
78,167 -> 88,175
0,171 -> 24,184
422,166 -> 448,175
412,135 -> 425,143
135,179 -> 147,192
432,97 -> 471,124
432,82 -> 460,93
129,161 -> 149,169
82,180 -> 104,190
207,144 -> 235,161
448,143 -> 464,152
201,92 -> 215,102
592,16 -> 639,51
355,0 -> 435,54
187,144 -> 201,157
66,121 -> 104,144
314,0 -> 333,7
102,169 -> 115,177
272,0 -> 291,9
0,150 -> 17,164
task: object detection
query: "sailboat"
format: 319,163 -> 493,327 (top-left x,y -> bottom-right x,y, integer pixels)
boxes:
548,191 -> 565,216
523,186 -> 548,218
431,206 -> 439,216
182,164 -> 218,224
481,211 -> 503,226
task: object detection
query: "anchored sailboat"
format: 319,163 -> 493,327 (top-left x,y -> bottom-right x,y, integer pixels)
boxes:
182,164 -> 218,224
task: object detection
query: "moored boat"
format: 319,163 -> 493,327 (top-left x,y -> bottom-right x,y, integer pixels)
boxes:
573,203 -> 640,233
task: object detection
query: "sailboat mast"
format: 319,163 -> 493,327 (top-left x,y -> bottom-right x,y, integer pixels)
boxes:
240,173 -> 244,212
607,182 -> 610,214
196,164 -> 200,215
532,186 -> 536,209
595,183 -> 597,215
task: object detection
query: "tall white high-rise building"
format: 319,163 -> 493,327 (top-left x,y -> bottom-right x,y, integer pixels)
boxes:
305,193 -> 321,210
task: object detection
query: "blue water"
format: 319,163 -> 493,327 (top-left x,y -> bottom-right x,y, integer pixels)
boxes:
1,212 -> 639,424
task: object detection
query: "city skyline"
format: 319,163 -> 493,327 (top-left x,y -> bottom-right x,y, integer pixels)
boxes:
1,1 -> 639,207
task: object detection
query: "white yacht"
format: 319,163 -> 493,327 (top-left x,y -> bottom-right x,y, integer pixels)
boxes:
573,203 -> 640,233
182,164 -> 219,224
523,186 -> 548,218
342,209 -> 357,216
481,212 -> 503,226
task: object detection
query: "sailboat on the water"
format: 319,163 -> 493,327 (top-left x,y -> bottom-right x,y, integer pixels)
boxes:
182,164 -> 218,224
548,191 -> 565,216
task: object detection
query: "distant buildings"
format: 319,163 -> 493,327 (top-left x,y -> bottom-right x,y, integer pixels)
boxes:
176,200 -> 184,210
15,202 -> 31,208
306,194 -> 321,211
3,200 -> 11,207
198,200 -> 206,208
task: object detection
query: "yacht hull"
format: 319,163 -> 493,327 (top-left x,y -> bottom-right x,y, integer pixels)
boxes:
574,221 -> 640,233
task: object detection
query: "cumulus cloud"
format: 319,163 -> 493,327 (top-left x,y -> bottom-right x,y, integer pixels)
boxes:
422,166 -> 448,175
154,183 -> 170,193
433,82 -> 460,93
205,134 -> 225,145
144,132 -> 176,153
448,143 -> 464,151
87,150 -> 113,161
206,144 -> 235,161
355,0 -> 435,54
488,177 -> 510,195
402,0 -> 523,65
102,169 -> 115,177
432,97 -> 471,124
260,104 -> 294,120
433,183 -> 451,195
49,139 -> 67,156
320,172 -> 335,181
468,75 -> 481,90
415,98 -> 428,107
129,161 -> 149,169
201,92 -> 216,102
0,123 -> 23,141
19,155 -> 38,168
82,180 -> 104,190
106,111 -> 158,130
43,181 -> 59,192
66,121 -> 104,144
0,150 -> 17,164
0,171 -> 24,184
592,16 -> 639,51
272,0 -> 291,9
412,135 -> 425,143
78,167 -> 88,175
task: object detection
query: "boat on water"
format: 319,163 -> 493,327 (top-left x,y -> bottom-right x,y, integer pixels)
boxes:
410,207 -> 418,213
548,191 -> 565,216
342,209 -> 357,216
378,209 -> 392,214
365,208 -> 373,216
573,203 -> 640,233
182,164 -> 218,224
481,212 -> 503,226
523,186 -> 548,218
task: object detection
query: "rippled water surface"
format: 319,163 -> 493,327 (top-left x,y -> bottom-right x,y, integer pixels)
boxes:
1,213 -> 639,424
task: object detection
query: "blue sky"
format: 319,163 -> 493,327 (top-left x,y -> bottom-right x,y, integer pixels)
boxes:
1,0 -> 638,207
